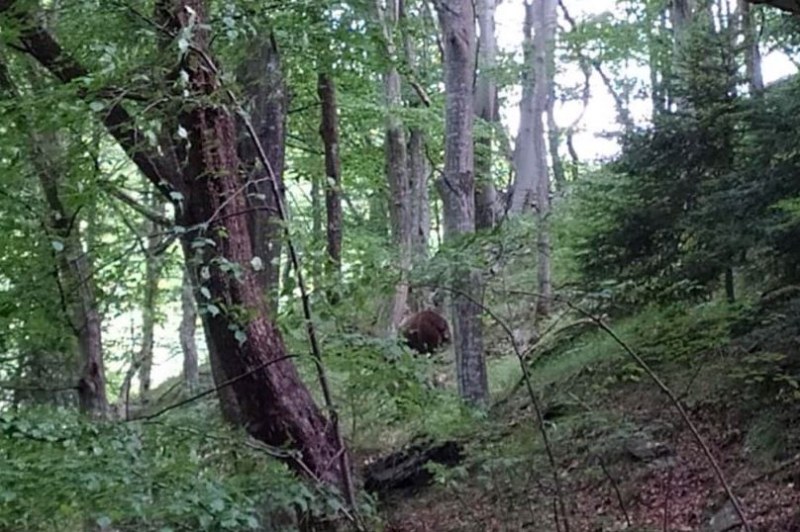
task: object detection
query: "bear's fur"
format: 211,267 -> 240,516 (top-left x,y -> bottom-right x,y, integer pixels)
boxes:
399,309 -> 451,355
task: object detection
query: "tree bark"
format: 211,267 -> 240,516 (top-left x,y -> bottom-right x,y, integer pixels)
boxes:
474,0 -> 500,229
236,35 -> 287,317
317,71 -> 344,297
0,0 -> 350,493
399,0 -> 431,312
435,0 -> 488,406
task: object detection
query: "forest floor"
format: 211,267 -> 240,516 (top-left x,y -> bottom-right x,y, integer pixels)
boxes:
377,299 -> 800,531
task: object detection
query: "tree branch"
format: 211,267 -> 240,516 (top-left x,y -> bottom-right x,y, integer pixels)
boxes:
0,1 -> 179,201
103,185 -> 173,227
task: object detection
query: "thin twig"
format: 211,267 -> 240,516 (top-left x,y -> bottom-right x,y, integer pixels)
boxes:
507,289 -> 752,532
417,282 -> 571,532
131,354 -> 302,422
598,456 -> 633,528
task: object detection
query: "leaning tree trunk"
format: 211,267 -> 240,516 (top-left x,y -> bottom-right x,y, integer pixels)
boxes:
171,0 -> 348,492
0,0 -> 351,494
474,0 -> 500,230
436,0 -> 488,406
317,71 -> 344,299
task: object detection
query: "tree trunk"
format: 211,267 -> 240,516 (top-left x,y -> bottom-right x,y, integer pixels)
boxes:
181,236 -> 243,426
0,38 -> 108,418
535,0 -> 557,315
435,0 -> 488,406
317,71 -> 344,299
408,128 -> 431,312
237,35 -> 287,317
36,136 -> 109,418
474,0 -> 500,229
399,1 -> 431,312
379,0 -> 413,331
510,3 -> 537,215
180,266 -> 200,393
138,193 -> 165,402
0,0 -> 351,493
739,0 -> 764,92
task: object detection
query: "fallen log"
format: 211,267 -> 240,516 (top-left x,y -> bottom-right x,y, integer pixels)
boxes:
363,438 -> 464,496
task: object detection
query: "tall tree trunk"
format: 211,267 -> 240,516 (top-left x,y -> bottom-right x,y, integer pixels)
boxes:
173,0 -> 348,492
400,0 -> 431,312
739,0 -> 764,92
3,0 -> 351,495
317,71 -> 344,299
379,0 -> 413,331
536,0 -> 557,315
237,35 -> 287,317
510,3 -> 537,214
512,1 -> 555,314
474,0 -> 500,229
180,266 -> 200,393
435,0 -> 488,406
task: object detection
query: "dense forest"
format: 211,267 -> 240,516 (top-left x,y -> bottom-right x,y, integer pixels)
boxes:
3,0 -> 800,530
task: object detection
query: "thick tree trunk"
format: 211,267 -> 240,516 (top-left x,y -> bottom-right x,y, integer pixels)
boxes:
474,0 -> 500,229
317,72 -> 344,296
169,0 -> 348,491
436,0 -> 488,406
236,35 -> 287,317
0,0 -> 351,494
180,266 -> 200,393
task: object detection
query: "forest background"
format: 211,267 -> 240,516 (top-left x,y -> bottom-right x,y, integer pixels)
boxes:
4,0 -> 800,530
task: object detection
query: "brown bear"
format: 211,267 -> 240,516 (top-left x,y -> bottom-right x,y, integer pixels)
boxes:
399,309 -> 451,355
